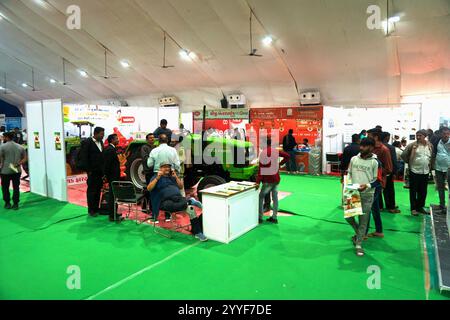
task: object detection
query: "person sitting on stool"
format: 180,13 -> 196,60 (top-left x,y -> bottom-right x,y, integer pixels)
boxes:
147,162 -> 207,241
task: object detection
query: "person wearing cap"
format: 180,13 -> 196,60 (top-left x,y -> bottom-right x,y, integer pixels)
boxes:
147,162 -> 207,242
401,129 -> 435,216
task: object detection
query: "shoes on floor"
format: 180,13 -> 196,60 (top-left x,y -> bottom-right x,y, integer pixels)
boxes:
4,203 -> 11,209
195,233 -> 208,242
12,204 -> 19,211
109,216 -> 124,223
355,245 -> 365,257
266,217 -> 278,224
418,208 -> 430,215
367,232 -> 384,238
411,210 -> 419,216
363,236 -> 369,241
388,209 -> 401,214
188,198 -> 203,209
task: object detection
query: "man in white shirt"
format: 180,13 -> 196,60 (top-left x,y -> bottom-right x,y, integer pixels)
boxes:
147,134 -> 180,175
401,130 -> 434,216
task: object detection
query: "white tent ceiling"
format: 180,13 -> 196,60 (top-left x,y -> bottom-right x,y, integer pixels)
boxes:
0,0 -> 448,110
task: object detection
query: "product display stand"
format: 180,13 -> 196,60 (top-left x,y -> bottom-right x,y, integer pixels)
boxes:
200,181 -> 258,244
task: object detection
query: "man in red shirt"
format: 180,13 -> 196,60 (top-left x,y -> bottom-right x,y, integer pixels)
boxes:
256,137 -> 290,224
365,128 -> 393,238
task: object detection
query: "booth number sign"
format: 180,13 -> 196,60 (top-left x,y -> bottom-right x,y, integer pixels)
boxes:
55,132 -> 62,151
34,132 -> 40,149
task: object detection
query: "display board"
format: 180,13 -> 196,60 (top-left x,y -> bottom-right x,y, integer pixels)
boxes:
42,100 -> 67,201
321,104 -> 422,173
25,101 -> 47,197
247,106 -> 323,147
192,109 -> 249,136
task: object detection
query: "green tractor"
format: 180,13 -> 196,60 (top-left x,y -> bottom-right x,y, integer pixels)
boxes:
124,134 -> 258,197
65,121 -> 95,175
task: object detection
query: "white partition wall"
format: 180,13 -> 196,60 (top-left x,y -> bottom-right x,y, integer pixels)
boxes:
42,99 -> 67,202
25,101 -> 48,197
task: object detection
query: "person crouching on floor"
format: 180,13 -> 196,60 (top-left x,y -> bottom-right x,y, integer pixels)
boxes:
346,138 -> 382,257
147,162 -> 207,242
256,137 -> 290,224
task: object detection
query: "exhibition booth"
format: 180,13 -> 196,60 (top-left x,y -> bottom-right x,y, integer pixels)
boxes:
24,101 -> 450,207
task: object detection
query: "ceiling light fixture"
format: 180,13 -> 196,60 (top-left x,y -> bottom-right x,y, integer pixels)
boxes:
262,35 -> 273,46
120,60 -> 130,68
388,15 -> 401,23
0,86 -> 4,90
22,83 -> 28,88
49,78 -> 57,84
179,49 -> 190,61
78,69 -> 88,77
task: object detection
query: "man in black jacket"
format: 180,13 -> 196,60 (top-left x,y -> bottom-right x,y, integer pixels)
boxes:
341,134 -> 361,174
282,129 -> 298,173
80,127 -> 105,217
381,132 -> 401,214
103,134 -> 123,222
141,133 -> 156,184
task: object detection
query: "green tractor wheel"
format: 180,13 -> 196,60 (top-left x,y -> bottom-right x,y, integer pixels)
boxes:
197,175 -> 227,201
125,151 -> 147,190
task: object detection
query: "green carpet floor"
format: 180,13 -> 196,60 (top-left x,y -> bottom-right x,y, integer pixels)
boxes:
0,176 -> 449,300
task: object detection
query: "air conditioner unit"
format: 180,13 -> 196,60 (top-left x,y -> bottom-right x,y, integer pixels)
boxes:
159,96 -> 179,106
227,94 -> 246,108
107,100 -> 129,107
300,91 -> 321,105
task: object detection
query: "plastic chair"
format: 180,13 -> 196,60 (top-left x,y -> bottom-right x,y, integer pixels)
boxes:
111,181 -> 146,223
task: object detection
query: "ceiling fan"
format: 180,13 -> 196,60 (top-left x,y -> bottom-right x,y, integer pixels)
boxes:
24,68 -> 42,92
244,9 -> 263,57
61,58 -> 70,86
95,48 -> 119,79
161,31 -> 174,69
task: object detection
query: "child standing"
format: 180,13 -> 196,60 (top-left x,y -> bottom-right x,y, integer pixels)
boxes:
346,138 -> 382,256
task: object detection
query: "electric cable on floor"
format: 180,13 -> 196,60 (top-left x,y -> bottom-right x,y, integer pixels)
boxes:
277,209 -> 422,235
0,214 -> 87,239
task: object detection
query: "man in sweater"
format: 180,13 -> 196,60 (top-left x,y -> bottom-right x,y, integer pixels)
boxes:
401,130 -> 434,216
256,137 -> 290,224
365,128 -> 392,238
347,138 -> 382,256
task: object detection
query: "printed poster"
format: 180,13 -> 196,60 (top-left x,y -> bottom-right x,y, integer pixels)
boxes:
34,132 -> 40,149
343,175 -> 363,218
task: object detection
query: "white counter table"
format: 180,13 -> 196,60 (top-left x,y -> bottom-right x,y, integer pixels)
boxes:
200,182 -> 259,244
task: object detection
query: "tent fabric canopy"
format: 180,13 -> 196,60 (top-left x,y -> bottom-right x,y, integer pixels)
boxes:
0,0 -> 448,109
0,98 -> 23,117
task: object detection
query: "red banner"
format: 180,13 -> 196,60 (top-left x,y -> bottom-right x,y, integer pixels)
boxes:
247,106 -> 323,146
